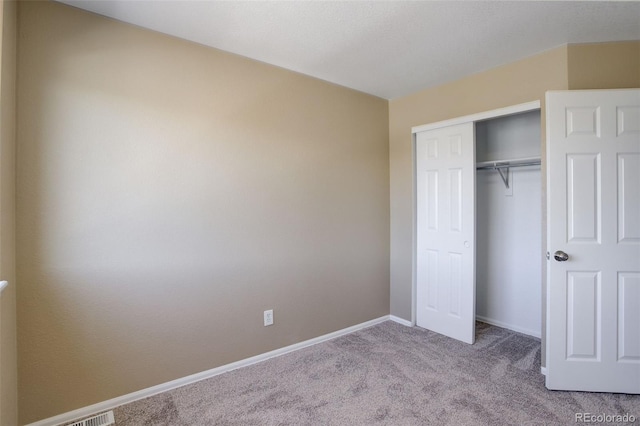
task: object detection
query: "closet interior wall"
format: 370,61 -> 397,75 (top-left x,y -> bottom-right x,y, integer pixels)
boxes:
475,110 -> 542,338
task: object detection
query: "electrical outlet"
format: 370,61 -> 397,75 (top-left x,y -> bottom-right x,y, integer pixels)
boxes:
264,309 -> 274,326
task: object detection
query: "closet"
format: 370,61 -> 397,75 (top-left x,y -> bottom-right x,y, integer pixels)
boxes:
413,102 -> 542,344
475,110 -> 541,338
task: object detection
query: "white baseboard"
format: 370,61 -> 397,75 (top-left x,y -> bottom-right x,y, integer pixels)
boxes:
26,316 -> 390,426
389,315 -> 413,327
541,367 -> 547,376
476,315 -> 541,339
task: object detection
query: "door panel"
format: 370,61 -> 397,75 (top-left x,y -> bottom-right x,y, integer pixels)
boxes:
546,89 -> 640,393
416,123 -> 475,344
567,154 -> 600,242
618,273 -> 640,362
617,106 -> 640,136
618,153 -> 640,242
448,252 -> 462,317
566,271 -> 600,360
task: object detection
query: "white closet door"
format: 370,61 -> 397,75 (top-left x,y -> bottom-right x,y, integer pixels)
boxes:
546,89 -> 640,393
416,123 -> 475,344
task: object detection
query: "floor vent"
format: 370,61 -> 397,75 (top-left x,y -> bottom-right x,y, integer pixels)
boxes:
68,411 -> 115,426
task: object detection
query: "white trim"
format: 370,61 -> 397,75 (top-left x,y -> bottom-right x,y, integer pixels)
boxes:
389,315 -> 413,327
544,90 -> 553,388
476,315 -> 541,339
541,367 -> 548,376
0,280 -> 8,294
411,132 -> 418,327
26,316 -> 390,426
411,100 -> 541,134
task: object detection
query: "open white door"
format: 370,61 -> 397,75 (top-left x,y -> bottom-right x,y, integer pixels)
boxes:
416,123 -> 475,344
546,89 -> 640,393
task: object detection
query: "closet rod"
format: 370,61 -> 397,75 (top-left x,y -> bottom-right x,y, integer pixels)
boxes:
476,157 -> 541,189
475,156 -> 541,170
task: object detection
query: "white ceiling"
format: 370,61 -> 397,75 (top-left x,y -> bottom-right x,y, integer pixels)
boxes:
56,1 -> 640,100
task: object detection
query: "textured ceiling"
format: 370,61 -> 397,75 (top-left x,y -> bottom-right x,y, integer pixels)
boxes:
56,1 -> 640,99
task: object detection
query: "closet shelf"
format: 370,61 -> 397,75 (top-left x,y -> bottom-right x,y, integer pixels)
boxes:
476,156 -> 541,189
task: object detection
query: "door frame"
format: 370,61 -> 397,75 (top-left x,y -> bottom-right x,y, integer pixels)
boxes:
410,100 -> 542,330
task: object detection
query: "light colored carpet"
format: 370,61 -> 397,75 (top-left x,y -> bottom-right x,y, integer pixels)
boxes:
109,321 -> 639,425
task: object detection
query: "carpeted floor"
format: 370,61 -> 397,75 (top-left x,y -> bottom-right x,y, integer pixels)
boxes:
109,321 -> 639,425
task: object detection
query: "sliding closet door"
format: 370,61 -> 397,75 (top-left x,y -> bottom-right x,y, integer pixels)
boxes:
416,123 -> 475,344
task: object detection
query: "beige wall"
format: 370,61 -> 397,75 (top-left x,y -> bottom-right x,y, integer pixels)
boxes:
389,46 -> 569,320
17,2 -> 389,423
568,41 -> 640,90
0,0 -> 17,425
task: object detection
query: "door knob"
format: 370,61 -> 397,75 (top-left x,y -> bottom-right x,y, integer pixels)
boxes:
554,250 -> 569,262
